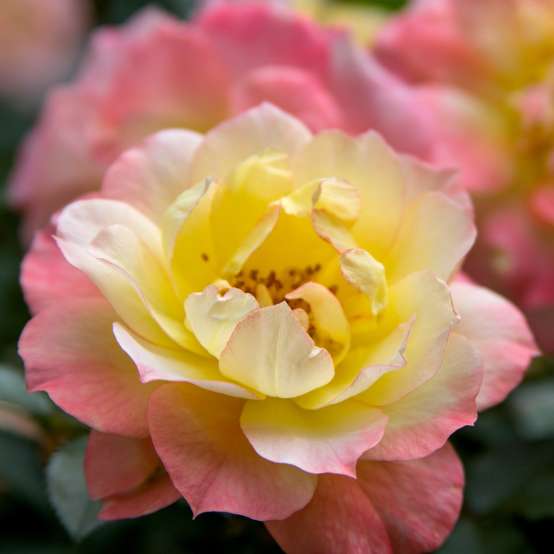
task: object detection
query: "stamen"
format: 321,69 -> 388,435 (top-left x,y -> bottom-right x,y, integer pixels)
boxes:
256,284 -> 273,307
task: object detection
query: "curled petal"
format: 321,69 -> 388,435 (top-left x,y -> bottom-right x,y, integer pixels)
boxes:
219,303 -> 334,398
293,131 -> 409,259
286,281 -> 350,363
113,323 -> 259,399
341,248 -> 388,316
185,283 -> 258,358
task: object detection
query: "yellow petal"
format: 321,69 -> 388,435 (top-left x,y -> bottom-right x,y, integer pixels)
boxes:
244,210 -> 336,276
221,205 -> 280,277
209,152 -> 292,271
280,177 -> 359,222
162,178 -> 213,258
297,317 -> 412,409
240,397 -> 387,476
57,237 -> 174,348
89,224 -> 204,354
57,198 -> 163,258
286,281 -> 350,363
315,178 -> 360,223
293,131 -> 408,259
167,181 -> 217,297
340,248 -> 388,316
113,323 -> 260,399
386,192 -> 476,283
219,303 -> 334,398
362,271 -> 459,405
190,103 -> 311,183
185,283 -> 258,358
312,210 -> 358,253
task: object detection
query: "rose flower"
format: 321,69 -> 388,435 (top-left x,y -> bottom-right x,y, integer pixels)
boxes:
19,104 -> 538,553
375,0 -> 554,352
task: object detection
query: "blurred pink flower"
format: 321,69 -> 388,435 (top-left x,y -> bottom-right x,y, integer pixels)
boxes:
0,0 -> 87,102
376,0 -> 554,352
9,2 -> 436,240
19,105 -> 537,551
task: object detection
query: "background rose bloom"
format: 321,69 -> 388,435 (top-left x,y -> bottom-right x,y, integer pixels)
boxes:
0,0 -> 88,102
19,104 -> 537,552
375,0 -> 554,352
9,1 -> 435,241
259,0 -> 391,45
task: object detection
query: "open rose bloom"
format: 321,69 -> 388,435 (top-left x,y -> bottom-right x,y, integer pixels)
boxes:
0,0 -> 87,102
9,2 -> 435,242
375,0 -> 554,352
19,104 -> 538,552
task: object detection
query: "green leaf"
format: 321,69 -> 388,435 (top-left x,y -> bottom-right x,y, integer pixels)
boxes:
0,431 -> 49,511
0,366 -> 52,416
46,436 -> 104,540
509,378 -> 554,440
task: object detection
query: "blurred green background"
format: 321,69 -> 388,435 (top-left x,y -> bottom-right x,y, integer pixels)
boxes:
0,1 -> 553,552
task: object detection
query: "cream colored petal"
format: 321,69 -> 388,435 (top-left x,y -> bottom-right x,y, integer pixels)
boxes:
185,283 -> 258,358
241,398 -> 387,476
297,318 -> 412,410
221,205 -> 280,277
315,178 -> 361,223
244,211 -> 336,276
219,303 -> 334,398
280,177 -> 360,222
161,178 -> 213,259
362,271 -> 459,405
208,151 -> 292,274
286,281 -> 350,363
56,237 -> 174,348
57,199 -> 163,259
386,192 -> 476,283
293,131 -> 408,259
167,180 -> 218,297
88,224 -> 203,354
312,210 -> 358,253
280,180 -> 320,217
113,323 -> 260,399
341,248 -> 388,316
190,103 -> 311,183
280,177 -> 360,253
